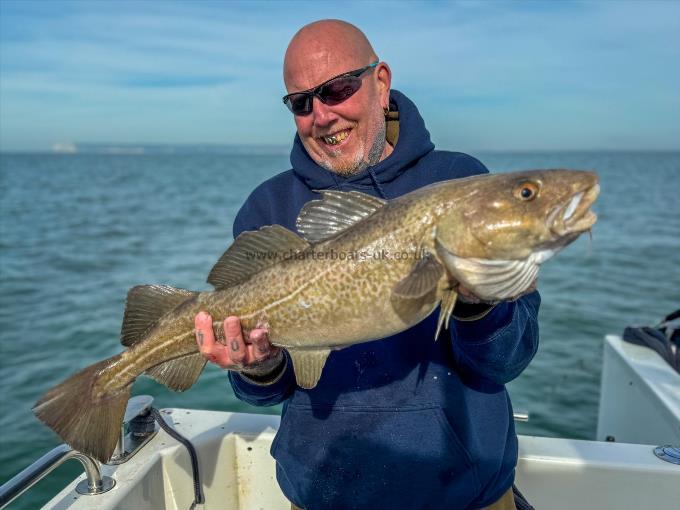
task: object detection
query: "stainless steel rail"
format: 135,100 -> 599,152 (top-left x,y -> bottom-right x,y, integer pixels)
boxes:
513,410 -> 530,422
0,444 -> 114,509
0,396 -> 156,508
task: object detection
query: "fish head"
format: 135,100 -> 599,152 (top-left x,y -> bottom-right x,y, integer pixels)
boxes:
434,169 -> 599,300
437,169 -> 599,259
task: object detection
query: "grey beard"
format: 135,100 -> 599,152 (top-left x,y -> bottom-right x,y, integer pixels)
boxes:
367,117 -> 387,168
340,119 -> 388,175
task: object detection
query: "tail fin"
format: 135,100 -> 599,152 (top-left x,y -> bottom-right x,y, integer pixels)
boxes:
33,355 -> 131,463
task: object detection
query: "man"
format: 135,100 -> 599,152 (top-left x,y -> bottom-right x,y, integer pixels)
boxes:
195,20 -> 539,510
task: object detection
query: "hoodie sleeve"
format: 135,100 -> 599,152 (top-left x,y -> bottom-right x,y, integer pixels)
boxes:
226,186 -> 298,406
228,351 -> 297,406
449,291 -> 541,386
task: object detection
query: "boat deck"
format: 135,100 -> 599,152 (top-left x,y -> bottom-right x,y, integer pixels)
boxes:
44,409 -> 679,510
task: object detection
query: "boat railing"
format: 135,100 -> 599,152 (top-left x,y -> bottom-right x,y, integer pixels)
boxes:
513,410 -> 529,422
0,395 -> 158,508
0,444 -> 115,508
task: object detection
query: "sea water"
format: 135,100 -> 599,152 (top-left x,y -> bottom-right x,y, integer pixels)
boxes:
1,150 -> 678,508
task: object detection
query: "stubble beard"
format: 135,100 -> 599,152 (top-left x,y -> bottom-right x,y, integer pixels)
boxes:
317,106 -> 387,177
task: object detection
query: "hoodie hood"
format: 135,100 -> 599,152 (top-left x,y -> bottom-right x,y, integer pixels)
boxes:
290,90 -> 435,196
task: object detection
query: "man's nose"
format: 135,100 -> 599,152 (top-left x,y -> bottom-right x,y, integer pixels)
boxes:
311,97 -> 337,126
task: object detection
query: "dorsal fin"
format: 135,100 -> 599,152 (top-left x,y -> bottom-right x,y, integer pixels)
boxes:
207,225 -> 309,289
121,285 -> 197,347
296,190 -> 387,243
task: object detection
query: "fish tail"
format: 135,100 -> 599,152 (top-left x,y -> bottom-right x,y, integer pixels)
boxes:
33,354 -> 131,463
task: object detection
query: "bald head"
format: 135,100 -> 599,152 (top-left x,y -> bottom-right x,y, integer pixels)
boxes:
284,20 -> 378,92
282,20 -> 393,175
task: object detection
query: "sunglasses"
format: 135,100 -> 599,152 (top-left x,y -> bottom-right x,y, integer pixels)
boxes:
282,61 -> 379,116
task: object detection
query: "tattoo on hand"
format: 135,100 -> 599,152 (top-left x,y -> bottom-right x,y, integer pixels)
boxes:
231,340 -> 240,352
197,330 -> 204,346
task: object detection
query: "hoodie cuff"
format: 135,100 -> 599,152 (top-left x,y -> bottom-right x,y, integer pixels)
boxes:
228,351 -> 296,405
453,301 -> 515,344
451,301 -> 496,321
238,352 -> 288,386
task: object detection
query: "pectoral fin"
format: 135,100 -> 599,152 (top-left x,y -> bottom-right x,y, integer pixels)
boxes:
392,252 -> 444,299
435,289 -> 458,340
288,349 -> 331,389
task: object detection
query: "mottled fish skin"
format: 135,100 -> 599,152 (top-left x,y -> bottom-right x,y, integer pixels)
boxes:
95,194 -> 441,395
33,169 -> 599,462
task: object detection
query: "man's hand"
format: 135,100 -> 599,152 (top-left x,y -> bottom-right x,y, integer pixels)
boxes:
456,279 -> 538,304
456,285 -> 483,304
195,312 -> 282,376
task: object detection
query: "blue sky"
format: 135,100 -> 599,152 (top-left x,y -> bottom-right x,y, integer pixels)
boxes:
1,0 -> 678,152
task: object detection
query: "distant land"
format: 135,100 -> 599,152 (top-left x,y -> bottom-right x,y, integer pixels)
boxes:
44,143 -> 291,155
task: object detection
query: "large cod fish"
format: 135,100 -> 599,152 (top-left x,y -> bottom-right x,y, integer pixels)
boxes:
34,169 -> 599,462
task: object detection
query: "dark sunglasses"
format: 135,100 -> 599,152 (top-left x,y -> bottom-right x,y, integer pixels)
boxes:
282,61 -> 379,116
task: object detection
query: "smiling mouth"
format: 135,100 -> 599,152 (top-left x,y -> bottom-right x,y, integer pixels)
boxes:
321,128 -> 351,146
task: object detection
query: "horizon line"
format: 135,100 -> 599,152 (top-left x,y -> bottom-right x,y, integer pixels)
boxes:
1,144 -> 679,156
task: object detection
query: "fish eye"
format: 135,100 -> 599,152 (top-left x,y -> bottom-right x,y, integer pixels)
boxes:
514,181 -> 539,201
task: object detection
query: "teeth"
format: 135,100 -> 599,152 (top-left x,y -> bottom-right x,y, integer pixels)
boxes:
563,192 -> 583,221
323,130 -> 349,145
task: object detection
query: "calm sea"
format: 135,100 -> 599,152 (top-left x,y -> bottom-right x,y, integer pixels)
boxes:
1,151 -> 678,508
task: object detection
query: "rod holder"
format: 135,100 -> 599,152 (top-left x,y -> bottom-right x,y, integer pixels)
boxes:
108,395 -> 159,465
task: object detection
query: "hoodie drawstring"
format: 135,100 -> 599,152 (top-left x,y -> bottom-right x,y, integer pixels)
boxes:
367,167 -> 388,199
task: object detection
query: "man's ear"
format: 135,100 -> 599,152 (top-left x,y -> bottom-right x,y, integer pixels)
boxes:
375,62 -> 392,109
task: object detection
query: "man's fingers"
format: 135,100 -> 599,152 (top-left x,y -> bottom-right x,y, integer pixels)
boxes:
195,311 -> 216,352
224,317 -> 246,364
526,278 -> 538,293
196,313 -> 274,368
195,312 -> 236,368
248,328 -> 271,361
248,328 -> 263,343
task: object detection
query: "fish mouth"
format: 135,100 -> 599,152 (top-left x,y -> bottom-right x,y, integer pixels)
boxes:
548,181 -> 600,237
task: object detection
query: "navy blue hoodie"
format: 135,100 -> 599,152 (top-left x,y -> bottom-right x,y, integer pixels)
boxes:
228,90 -> 540,510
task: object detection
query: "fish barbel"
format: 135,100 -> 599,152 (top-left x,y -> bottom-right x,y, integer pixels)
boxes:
34,169 -> 599,462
